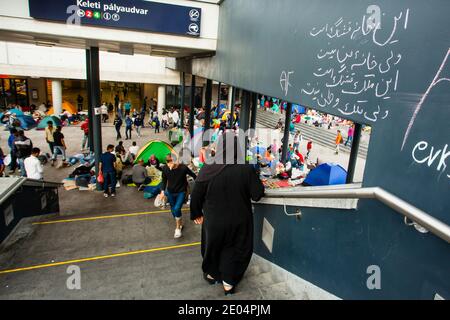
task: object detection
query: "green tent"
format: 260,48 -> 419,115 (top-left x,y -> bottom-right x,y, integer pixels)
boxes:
37,116 -> 62,130
134,140 -> 177,164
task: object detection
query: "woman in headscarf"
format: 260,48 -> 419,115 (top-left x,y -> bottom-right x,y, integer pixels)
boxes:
148,154 -> 162,171
190,132 -> 265,295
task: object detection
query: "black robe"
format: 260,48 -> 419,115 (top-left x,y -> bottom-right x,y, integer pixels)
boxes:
190,164 -> 265,286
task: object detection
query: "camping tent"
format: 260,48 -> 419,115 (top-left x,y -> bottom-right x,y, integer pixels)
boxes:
47,101 -> 77,115
250,145 -> 267,155
7,108 -> 24,116
134,140 -> 177,164
221,110 -> 237,121
16,115 -> 37,130
37,116 -> 62,130
292,104 -> 306,114
303,163 -> 347,186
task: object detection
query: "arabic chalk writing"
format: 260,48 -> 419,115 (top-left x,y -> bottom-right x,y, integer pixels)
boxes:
294,8 -> 410,122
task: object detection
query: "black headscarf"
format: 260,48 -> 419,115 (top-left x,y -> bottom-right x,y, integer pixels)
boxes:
196,131 -> 245,183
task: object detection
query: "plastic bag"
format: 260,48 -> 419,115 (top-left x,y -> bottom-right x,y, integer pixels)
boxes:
154,193 -> 167,207
97,171 -> 104,184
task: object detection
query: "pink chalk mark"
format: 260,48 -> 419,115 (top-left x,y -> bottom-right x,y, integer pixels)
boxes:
401,48 -> 450,151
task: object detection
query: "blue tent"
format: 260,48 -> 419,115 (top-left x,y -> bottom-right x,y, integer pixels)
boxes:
16,115 -> 37,130
292,104 -> 306,114
250,145 -> 267,155
303,163 -> 347,186
8,108 -> 24,116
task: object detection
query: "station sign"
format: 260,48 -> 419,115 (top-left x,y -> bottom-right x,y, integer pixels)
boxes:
28,0 -> 202,37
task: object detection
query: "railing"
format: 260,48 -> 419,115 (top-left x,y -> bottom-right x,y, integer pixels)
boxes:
263,187 -> 450,244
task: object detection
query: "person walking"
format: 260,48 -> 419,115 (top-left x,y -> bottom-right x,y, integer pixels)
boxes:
134,114 -> 143,138
132,159 -> 151,190
101,102 -> 108,123
14,130 -> 33,177
172,108 -> 180,128
99,144 -> 117,198
160,155 -> 197,239
293,130 -> 301,151
24,147 -> 43,180
190,132 -> 265,295
306,140 -> 313,159
125,115 -> 133,140
45,121 -> 55,155
114,115 -> 123,140
114,93 -> 120,112
124,100 -> 132,116
141,97 -> 148,127
161,112 -> 169,131
345,125 -> 355,147
335,130 -> 343,155
81,118 -> 89,151
153,115 -> 160,133
77,94 -> 84,112
51,126 -> 67,166
117,101 -> 123,120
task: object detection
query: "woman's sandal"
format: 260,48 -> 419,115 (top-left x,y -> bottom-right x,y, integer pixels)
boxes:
223,285 -> 236,296
203,273 -> 218,285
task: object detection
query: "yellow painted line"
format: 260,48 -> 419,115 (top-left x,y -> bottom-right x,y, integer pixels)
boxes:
33,208 -> 190,225
0,242 -> 201,275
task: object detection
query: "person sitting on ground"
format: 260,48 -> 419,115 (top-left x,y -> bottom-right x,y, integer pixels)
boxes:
291,149 -> 305,170
24,147 -> 44,180
148,155 -> 162,171
275,118 -> 283,130
115,141 -> 133,165
132,159 -> 151,190
129,142 -> 140,162
115,151 -> 124,182
115,141 -> 126,155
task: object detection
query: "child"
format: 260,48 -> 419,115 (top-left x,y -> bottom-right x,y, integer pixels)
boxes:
153,115 -> 161,134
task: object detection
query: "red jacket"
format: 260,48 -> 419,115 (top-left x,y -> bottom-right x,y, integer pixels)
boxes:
81,121 -> 89,135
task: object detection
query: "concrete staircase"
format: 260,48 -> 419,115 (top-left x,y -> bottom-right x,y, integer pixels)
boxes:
0,211 -> 313,300
256,111 -> 369,158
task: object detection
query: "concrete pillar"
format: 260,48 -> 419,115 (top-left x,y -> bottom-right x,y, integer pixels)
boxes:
51,80 -> 62,116
189,75 -> 196,138
228,86 -> 233,110
346,123 -> 362,183
281,102 -> 293,165
157,85 -> 166,117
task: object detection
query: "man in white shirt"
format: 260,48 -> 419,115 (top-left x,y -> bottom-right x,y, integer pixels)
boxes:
161,112 -> 169,130
172,109 -> 180,128
24,148 -> 43,180
128,141 -> 139,157
101,102 -> 108,123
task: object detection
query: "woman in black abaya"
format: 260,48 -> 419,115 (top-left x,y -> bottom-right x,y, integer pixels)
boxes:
190,132 -> 265,295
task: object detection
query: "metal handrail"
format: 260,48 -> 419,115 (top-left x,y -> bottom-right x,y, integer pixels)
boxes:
264,187 -> 450,244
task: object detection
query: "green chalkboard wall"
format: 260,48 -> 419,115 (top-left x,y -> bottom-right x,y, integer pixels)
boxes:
186,0 -> 450,222
177,0 -> 450,299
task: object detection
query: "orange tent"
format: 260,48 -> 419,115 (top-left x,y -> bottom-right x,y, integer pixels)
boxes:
47,101 -> 77,115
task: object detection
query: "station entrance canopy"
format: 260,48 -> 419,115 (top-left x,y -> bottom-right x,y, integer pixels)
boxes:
0,0 -> 218,58
29,0 -> 202,37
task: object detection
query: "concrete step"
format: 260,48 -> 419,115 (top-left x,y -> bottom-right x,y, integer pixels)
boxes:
256,112 -> 368,157
257,110 -> 370,152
